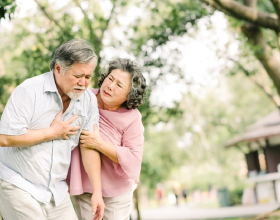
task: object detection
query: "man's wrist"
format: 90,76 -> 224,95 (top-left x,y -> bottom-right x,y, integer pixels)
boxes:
92,189 -> 102,196
44,127 -> 56,141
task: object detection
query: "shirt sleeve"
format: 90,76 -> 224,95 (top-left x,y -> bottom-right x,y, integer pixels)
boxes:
82,92 -> 99,132
0,86 -> 33,135
113,112 -> 144,182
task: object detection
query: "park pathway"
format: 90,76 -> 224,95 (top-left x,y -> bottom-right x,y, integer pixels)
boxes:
131,203 -> 280,220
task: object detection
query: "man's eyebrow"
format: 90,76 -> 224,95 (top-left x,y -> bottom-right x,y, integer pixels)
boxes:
74,73 -> 93,77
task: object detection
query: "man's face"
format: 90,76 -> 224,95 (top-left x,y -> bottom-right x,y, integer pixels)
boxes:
54,60 -> 95,101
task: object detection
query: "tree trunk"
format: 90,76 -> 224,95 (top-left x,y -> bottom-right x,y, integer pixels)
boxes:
205,0 -> 280,30
133,187 -> 141,220
93,63 -> 101,87
241,0 -> 280,96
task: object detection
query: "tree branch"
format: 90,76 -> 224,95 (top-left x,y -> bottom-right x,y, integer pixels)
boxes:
34,0 -> 65,32
271,0 -> 280,25
72,0 -> 96,43
238,1 -> 280,98
100,0 -> 117,40
203,0 -> 279,31
203,0 -> 237,17
229,58 -> 280,107
275,31 -> 280,50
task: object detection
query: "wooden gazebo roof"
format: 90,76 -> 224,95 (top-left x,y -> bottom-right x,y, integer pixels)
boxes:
224,110 -> 280,148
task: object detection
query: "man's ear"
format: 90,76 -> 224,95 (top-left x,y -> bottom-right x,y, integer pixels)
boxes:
54,63 -> 61,75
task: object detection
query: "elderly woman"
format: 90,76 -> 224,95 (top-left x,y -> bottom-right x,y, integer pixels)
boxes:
67,58 -> 147,220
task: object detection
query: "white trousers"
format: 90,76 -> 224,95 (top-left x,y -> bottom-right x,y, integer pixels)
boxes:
71,188 -> 133,220
0,178 -> 78,220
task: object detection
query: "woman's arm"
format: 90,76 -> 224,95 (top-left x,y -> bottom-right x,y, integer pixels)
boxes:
80,112 -> 144,181
80,124 -> 119,164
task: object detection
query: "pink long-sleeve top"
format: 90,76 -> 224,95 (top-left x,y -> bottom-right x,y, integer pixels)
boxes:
67,89 -> 144,197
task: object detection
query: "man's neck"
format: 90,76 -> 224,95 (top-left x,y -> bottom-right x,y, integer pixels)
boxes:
62,99 -> 71,113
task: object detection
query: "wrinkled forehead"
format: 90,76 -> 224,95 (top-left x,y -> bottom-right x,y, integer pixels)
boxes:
109,70 -> 131,83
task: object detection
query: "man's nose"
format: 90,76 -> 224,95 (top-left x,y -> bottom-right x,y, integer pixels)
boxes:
78,77 -> 85,86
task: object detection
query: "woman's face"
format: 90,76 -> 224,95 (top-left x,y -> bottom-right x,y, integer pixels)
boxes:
100,69 -> 131,111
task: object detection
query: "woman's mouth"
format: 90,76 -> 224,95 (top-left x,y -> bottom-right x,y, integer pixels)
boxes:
103,90 -> 111,96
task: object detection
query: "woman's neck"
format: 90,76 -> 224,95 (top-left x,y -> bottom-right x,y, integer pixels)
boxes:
96,92 -> 103,109
96,92 -> 122,111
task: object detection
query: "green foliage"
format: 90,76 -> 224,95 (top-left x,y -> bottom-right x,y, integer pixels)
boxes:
262,28 -> 279,50
157,72 -> 275,193
257,1 -> 275,13
0,0 -> 193,190
1,0 -> 279,200
229,187 -> 243,205
0,75 -> 14,117
0,0 -> 194,123
140,129 -> 187,194
0,0 -> 16,20
131,0 -> 209,50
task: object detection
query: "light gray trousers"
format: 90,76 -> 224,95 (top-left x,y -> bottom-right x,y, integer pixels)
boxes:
0,178 -> 78,220
71,188 -> 134,220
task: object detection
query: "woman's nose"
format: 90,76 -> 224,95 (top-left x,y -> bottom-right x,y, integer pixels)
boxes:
108,82 -> 115,90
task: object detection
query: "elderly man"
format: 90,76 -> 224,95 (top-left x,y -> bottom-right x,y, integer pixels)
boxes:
0,39 -> 104,220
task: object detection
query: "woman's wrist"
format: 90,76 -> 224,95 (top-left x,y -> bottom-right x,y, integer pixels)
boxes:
95,139 -> 104,151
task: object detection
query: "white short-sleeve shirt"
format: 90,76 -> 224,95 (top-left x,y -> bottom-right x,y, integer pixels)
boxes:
0,71 -> 99,206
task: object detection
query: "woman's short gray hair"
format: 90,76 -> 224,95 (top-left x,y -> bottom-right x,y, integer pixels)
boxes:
50,39 -> 98,73
98,58 -> 147,109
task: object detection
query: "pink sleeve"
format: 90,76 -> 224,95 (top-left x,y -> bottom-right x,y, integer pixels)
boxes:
113,113 -> 144,182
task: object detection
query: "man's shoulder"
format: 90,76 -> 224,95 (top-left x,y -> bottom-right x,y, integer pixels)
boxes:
78,88 -> 98,114
11,72 -> 50,97
18,72 -> 49,90
82,88 -> 97,103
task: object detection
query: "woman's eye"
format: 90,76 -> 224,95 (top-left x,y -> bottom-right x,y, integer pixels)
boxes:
118,84 -> 122,88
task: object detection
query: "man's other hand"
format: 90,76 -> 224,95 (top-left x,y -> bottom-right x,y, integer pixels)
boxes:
91,192 -> 104,220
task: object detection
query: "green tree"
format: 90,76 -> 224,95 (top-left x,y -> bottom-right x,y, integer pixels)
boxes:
141,129 -> 187,194
0,1 -> 199,218
154,71 -> 275,200
1,0 -> 278,216
200,0 -> 280,99
0,0 -> 16,19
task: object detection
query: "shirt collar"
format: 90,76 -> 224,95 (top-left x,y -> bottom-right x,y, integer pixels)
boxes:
44,71 -> 58,93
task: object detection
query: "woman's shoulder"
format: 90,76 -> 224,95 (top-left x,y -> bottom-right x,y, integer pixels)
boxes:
119,108 -> 141,118
101,108 -> 142,129
90,88 -> 99,95
120,108 -> 142,127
